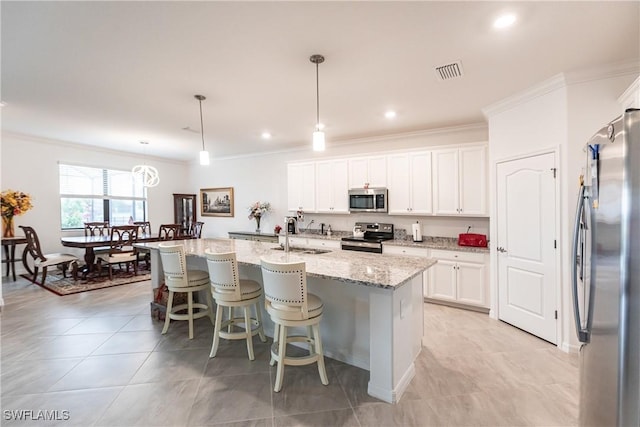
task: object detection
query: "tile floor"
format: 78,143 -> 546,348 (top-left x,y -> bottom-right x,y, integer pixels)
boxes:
1,277 -> 579,426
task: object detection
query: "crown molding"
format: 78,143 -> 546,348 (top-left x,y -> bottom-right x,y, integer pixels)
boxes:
482,60 -> 640,119
482,74 -> 567,119
1,130 -> 187,166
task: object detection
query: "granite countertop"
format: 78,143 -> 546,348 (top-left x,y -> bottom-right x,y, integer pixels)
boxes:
281,231 -> 489,253
138,238 -> 435,290
384,237 -> 490,254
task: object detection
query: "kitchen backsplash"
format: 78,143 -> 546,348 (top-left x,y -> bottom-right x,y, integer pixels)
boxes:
298,213 -> 489,238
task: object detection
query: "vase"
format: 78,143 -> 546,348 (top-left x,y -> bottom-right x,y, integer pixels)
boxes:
2,216 -> 15,238
255,216 -> 261,233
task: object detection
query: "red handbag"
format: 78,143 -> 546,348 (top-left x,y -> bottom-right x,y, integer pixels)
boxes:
458,233 -> 488,247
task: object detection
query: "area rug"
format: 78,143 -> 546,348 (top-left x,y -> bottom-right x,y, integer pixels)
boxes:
21,269 -> 151,296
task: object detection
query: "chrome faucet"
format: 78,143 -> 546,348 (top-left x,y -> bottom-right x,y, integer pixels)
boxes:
303,219 -> 315,233
284,216 -> 296,253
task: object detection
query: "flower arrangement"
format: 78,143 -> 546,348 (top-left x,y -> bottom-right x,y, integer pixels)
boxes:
248,201 -> 271,220
1,189 -> 33,238
248,201 -> 271,232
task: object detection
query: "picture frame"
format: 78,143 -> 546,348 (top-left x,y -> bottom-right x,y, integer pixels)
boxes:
200,187 -> 234,217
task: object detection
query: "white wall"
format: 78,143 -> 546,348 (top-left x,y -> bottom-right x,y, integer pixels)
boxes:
485,65 -> 639,353
188,124 -> 489,238
0,132 -> 190,261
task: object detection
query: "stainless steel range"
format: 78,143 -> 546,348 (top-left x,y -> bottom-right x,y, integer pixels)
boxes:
341,222 -> 394,254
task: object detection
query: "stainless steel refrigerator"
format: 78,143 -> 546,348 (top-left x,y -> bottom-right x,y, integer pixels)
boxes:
572,108 -> 640,426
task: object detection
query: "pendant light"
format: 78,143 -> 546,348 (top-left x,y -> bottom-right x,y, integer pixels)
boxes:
310,54 -> 325,152
194,94 -> 210,165
132,141 -> 160,187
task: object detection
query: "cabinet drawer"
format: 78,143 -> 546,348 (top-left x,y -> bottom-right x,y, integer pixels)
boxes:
306,238 -> 341,250
384,245 -> 429,257
430,249 -> 486,264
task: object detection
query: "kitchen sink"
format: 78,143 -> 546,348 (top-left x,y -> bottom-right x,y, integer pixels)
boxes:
271,246 -> 331,255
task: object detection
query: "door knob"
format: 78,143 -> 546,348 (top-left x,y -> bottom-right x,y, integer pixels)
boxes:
497,246 -> 507,253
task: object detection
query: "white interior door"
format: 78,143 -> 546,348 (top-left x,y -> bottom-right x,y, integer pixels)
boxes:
496,152 -> 557,344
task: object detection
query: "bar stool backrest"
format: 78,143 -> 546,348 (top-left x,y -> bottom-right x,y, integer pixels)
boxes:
260,259 -> 309,320
158,243 -> 189,288
205,250 -> 242,301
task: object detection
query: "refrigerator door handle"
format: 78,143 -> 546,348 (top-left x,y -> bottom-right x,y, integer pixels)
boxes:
572,184 -> 590,343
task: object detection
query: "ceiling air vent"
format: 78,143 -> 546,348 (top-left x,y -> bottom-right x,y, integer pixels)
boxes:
435,61 -> 464,81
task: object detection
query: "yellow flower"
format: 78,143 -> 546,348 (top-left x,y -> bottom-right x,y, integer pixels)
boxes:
1,190 -> 33,218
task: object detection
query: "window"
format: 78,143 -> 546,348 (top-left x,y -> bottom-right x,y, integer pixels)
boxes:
59,164 -> 147,230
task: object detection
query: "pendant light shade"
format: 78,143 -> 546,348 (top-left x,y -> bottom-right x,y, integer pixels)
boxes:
194,94 -> 210,165
132,141 -> 160,187
310,54 -> 326,152
199,150 -> 210,166
313,130 -> 325,151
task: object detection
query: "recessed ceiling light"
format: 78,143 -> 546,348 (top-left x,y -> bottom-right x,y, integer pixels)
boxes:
261,132 -> 272,139
494,13 -> 516,29
385,110 -> 397,119
0,101 -> 7,107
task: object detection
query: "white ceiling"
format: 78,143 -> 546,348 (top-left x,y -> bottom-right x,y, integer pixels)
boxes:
2,1 -> 639,161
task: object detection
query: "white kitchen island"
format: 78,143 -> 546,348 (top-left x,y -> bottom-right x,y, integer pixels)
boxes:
137,238 -> 436,404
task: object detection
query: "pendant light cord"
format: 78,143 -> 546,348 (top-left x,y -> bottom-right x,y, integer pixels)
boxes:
198,99 -> 206,151
316,62 -> 320,130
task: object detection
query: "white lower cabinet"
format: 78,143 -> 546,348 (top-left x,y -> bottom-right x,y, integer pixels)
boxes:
427,250 -> 488,308
277,236 -> 341,250
305,238 -> 341,250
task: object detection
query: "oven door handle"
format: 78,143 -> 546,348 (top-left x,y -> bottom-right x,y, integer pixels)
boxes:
341,241 -> 381,249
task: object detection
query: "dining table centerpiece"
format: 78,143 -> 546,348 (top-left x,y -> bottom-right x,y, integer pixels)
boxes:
1,189 -> 33,238
248,201 -> 271,233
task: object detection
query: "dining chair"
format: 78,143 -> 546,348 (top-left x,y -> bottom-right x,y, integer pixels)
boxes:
205,250 -> 266,360
133,221 -> 152,268
189,221 -> 205,238
84,221 -> 110,236
133,221 -> 152,235
96,225 -> 138,280
158,224 -> 182,240
158,242 -> 215,339
19,226 -> 79,285
260,259 -> 329,392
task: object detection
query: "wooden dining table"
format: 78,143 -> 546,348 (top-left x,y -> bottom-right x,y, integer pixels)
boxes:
61,233 -> 164,275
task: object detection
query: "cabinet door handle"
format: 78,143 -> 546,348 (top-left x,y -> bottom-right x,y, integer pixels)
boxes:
497,246 -> 507,253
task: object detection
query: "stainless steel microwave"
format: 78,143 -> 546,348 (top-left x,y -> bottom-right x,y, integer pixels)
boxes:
348,188 -> 388,213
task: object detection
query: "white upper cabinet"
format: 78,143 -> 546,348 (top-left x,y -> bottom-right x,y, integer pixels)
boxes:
387,151 -> 432,215
315,159 -> 349,213
348,156 -> 387,189
287,162 -> 316,212
433,145 -> 487,216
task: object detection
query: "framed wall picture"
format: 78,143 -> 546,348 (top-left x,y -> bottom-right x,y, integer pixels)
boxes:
200,187 -> 234,217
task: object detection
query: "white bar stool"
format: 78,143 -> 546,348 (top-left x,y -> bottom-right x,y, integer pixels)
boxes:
158,242 -> 215,339
205,250 -> 267,360
260,259 -> 329,392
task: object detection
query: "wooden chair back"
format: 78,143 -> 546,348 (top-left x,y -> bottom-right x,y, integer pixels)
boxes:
19,225 -> 47,262
190,221 -> 204,238
158,224 -> 182,240
107,225 -> 138,256
84,221 -> 110,236
133,221 -> 152,235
